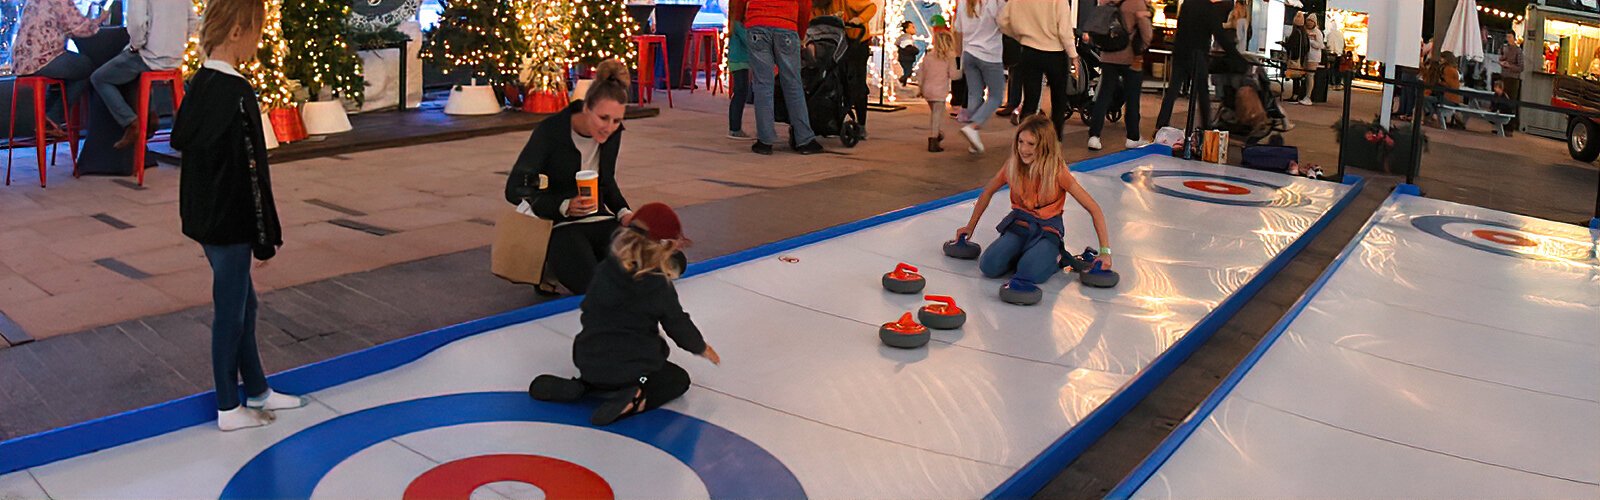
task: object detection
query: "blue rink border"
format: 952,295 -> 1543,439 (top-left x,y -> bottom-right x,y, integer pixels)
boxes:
0,147 -> 1360,496
1103,184 -> 1409,500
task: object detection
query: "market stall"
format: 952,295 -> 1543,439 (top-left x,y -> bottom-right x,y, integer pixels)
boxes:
1520,0 -> 1600,139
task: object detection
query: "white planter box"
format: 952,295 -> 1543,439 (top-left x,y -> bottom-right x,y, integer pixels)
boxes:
301,100 -> 353,135
444,85 -> 502,115
260,112 -> 279,150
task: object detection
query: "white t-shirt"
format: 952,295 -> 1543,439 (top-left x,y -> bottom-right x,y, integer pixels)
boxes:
954,0 -> 1005,64
557,130 -> 611,227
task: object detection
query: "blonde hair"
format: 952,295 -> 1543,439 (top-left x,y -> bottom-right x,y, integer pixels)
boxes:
199,0 -> 265,56
1008,115 -> 1066,192
585,59 -> 633,106
931,30 -> 958,60
610,228 -> 682,280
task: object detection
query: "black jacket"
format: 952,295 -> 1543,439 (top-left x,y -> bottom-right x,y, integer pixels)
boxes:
573,256 -> 706,386
172,68 -> 282,260
1173,0 -> 1240,59
504,101 -> 630,222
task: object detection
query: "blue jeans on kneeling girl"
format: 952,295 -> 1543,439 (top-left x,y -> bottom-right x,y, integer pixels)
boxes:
979,231 -> 1062,284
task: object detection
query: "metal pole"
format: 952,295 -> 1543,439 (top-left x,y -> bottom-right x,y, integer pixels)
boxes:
1182,52 -> 1197,160
1338,69 -> 1353,180
1407,84 -> 1424,186
1593,172 -> 1599,221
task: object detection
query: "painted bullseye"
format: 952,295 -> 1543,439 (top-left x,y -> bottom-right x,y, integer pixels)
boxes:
402,454 -> 613,500
1470,229 -> 1537,247
1182,180 -> 1251,195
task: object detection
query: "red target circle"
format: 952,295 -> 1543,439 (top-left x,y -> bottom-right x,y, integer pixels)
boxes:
1470,229 -> 1537,247
402,454 -> 614,500
1181,180 -> 1251,196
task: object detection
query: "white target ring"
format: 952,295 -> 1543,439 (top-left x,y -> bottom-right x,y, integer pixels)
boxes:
1121,170 -> 1309,207
1413,215 -> 1600,264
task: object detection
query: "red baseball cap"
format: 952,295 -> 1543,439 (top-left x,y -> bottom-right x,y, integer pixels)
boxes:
629,203 -> 684,241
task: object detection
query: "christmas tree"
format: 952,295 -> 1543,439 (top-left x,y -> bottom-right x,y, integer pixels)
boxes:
283,0 -> 364,103
569,0 -> 635,68
516,0 -> 572,93
422,0 -> 529,85
182,0 -> 294,110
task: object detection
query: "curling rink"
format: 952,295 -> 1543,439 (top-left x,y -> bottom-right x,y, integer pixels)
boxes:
0,148 -> 1362,499
1112,187 -> 1600,499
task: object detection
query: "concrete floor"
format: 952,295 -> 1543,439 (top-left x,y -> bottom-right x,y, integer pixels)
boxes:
0,84 -> 1594,496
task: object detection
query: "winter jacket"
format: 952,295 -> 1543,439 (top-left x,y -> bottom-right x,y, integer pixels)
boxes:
1098,0 -> 1153,66
732,0 -> 811,33
999,0 -> 1079,58
813,0 -> 877,41
573,255 -> 707,386
920,54 -> 956,100
173,63 -> 282,260
505,100 -> 630,223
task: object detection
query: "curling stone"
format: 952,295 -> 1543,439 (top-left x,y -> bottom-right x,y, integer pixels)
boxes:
1079,260 -> 1121,288
999,277 -> 1043,305
879,312 -> 930,348
917,295 -> 967,330
881,263 -> 926,294
1063,247 -> 1096,273
943,235 -> 982,260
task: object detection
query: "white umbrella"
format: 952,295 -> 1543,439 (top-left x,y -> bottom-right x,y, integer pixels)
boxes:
1441,0 -> 1485,61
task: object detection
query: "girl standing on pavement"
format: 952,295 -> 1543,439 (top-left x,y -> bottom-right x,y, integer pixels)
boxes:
921,29 -> 959,152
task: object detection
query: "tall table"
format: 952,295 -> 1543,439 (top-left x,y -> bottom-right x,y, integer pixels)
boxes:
73,27 -> 156,177
652,2 -> 701,89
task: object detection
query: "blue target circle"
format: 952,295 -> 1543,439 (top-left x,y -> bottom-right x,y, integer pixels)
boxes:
1120,170 -> 1308,207
1411,215 -> 1599,264
221,391 -> 804,499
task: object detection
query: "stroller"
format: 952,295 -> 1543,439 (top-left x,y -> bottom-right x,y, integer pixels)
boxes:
776,16 -> 864,148
1212,53 -> 1293,144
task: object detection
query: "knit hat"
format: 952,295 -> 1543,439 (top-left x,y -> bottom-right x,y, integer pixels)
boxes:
629,203 -> 684,241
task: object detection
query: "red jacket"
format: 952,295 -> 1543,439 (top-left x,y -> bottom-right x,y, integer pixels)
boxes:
732,0 -> 810,33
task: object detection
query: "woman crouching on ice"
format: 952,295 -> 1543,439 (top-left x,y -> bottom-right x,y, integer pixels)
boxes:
956,115 -> 1113,296
528,203 -> 721,425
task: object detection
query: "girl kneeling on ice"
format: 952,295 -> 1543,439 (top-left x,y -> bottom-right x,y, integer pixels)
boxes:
528,203 -> 721,426
956,115 -> 1114,293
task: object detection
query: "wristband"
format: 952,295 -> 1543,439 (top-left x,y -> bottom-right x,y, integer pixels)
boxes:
1099,246 -> 1112,256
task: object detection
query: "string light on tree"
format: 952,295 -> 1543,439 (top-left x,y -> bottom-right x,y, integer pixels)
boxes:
516,0 -> 573,93
569,0 -> 636,68
182,0 -> 294,110
422,0 -> 531,85
283,0 -> 364,103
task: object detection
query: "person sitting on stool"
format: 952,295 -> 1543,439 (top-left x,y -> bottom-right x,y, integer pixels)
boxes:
9,0 -> 111,135
91,0 -> 198,149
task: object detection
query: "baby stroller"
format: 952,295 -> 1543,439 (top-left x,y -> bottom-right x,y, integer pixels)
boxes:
1212,54 -> 1293,144
776,16 -> 864,148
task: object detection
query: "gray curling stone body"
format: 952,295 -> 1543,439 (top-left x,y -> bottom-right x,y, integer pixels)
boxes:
882,274 -> 926,294
999,284 -> 1043,305
879,326 -> 931,348
1080,269 -> 1120,288
943,238 -> 982,260
918,308 -> 967,329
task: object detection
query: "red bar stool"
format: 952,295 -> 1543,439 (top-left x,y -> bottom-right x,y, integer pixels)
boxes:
632,34 -> 672,108
6,76 -> 76,188
684,28 -> 724,95
133,69 -> 185,186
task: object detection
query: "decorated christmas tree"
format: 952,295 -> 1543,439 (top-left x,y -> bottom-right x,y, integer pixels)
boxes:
182,0 -> 294,110
283,0 -> 364,103
516,0 -> 572,93
422,0 -> 529,85
569,0 -> 635,68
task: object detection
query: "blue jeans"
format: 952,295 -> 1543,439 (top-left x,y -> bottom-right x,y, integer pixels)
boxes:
203,244 -> 269,411
963,54 -> 1006,127
729,68 -> 751,132
978,231 -> 1061,284
1089,62 -> 1143,140
90,50 -> 152,128
747,26 -> 816,146
27,51 -> 93,118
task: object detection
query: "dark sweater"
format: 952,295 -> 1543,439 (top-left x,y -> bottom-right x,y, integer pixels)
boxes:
1173,0 -> 1239,58
172,68 -> 282,260
504,101 -> 630,223
573,255 -> 706,387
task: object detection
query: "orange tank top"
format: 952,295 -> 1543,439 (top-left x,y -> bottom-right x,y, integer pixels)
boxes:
1007,169 -> 1068,221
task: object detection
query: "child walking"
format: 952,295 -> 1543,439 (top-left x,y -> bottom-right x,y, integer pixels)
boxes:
896,21 -> 920,86
172,0 -> 304,432
956,116 -> 1115,295
920,29 -> 958,152
528,203 -> 722,426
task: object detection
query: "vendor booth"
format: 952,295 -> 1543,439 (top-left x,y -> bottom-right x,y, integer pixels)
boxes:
1519,0 -> 1600,139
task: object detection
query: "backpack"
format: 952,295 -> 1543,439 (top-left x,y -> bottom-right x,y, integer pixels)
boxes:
1083,1 -> 1131,53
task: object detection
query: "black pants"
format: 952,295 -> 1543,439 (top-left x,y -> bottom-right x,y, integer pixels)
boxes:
898,46 -> 919,84
1089,63 -> 1143,140
1156,50 -> 1212,131
1002,36 -> 1023,109
843,41 -> 871,127
1017,46 -> 1073,132
584,362 -> 690,410
547,219 -> 621,294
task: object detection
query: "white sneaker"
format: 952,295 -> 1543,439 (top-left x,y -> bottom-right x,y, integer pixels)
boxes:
726,130 -> 750,140
1087,136 -> 1103,151
1126,139 -> 1150,149
960,125 -> 984,154
1298,98 -> 1313,106
218,406 -> 274,432
246,389 -> 307,411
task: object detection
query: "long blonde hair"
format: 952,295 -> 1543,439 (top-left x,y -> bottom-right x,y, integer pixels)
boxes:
930,30 -> 958,60
611,227 -> 682,280
1007,115 -> 1066,192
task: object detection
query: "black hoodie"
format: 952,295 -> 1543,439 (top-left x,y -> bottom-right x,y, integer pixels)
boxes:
573,256 -> 706,387
172,68 -> 282,260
